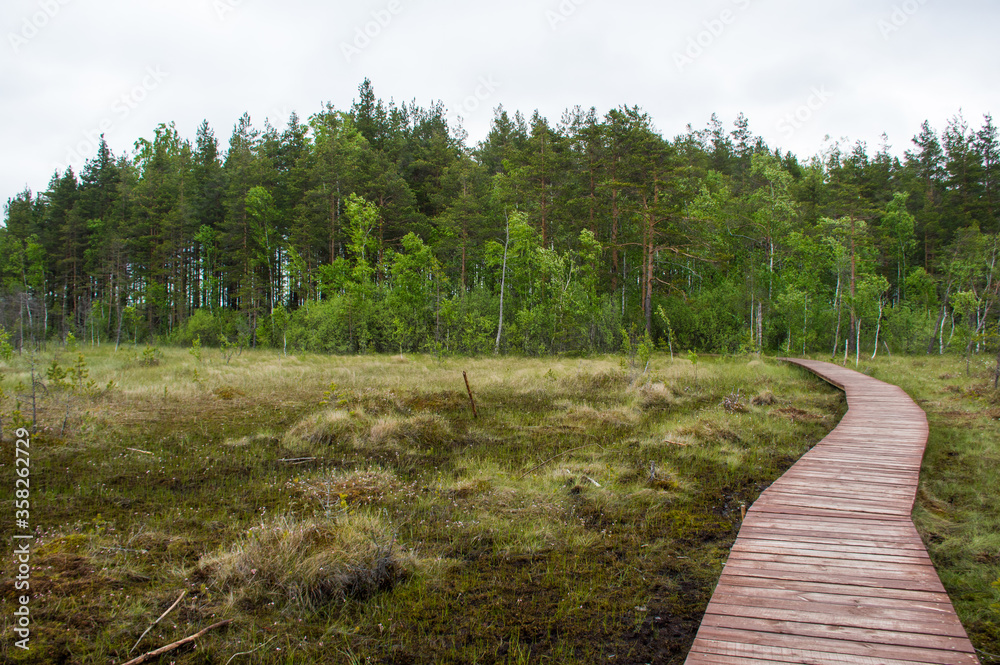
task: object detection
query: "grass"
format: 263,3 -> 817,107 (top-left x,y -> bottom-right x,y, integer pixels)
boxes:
5,344 -> 992,663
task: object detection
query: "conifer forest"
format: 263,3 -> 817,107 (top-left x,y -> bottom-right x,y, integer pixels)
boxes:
4,80 -> 999,361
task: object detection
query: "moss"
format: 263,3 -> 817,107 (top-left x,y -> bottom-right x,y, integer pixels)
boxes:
0,349 -> 851,663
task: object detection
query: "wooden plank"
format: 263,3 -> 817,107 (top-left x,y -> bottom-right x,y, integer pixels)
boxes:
764,486 -> 917,503
740,517 -> 917,534
731,541 -> 933,564
689,636 -> 981,665
720,562 -> 945,589
712,583 -> 958,614
715,575 -> 954,603
704,601 -> 970,637
746,504 -> 917,520
768,478 -> 917,493
728,552 -> 937,573
704,615 -> 976,653
734,529 -> 929,552
743,513 -> 917,528
753,495 -> 915,514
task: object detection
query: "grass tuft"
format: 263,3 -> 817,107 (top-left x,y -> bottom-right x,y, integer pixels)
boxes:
198,513 -> 413,611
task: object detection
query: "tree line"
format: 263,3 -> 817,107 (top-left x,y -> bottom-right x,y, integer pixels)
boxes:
3,79 -> 999,359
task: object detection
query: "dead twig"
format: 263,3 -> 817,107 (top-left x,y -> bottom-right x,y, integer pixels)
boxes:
517,444 -> 604,480
463,371 -> 478,419
123,618 -> 231,665
126,448 -> 153,455
129,590 -> 187,654
278,457 -> 317,464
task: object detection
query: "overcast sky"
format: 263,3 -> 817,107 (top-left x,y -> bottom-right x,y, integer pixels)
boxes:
1,0 -> 997,202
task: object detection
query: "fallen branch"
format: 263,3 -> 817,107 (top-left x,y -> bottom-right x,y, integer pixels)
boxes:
123,618 -> 231,665
463,371 -> 478,419
663,439 -> 688,447
130,590 -> 187,654
127,448 -> 153,455
277,457 -> 317,464
517,444 -> 604,480
582,475 -> 602,487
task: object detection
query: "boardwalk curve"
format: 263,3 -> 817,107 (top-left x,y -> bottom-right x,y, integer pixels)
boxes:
684,359 -> 981,665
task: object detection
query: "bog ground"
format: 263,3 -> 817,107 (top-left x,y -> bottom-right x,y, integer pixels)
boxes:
0,348 -> 997,664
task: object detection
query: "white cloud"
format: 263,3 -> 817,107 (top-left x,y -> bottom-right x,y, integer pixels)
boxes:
1,0 -> 997,199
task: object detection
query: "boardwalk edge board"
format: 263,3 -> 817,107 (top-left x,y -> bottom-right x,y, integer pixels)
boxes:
682,359 -> 981,665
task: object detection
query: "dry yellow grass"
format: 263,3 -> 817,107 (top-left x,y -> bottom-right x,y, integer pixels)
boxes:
198,513 -> 416,611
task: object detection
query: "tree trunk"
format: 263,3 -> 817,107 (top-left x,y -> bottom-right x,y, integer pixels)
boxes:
330,192 -> 338,262
610,157 -> 620,293
849,217 -> 857,355
757,301 -> 763,352
855,320 -> 862,367
494,214 -> 510,355
872,300 -> 884,360
929,307 -> 945,354
803,295 -> 808,356
832,273 -> 842,357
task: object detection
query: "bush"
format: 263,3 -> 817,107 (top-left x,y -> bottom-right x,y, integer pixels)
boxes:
171,309 -> 249,347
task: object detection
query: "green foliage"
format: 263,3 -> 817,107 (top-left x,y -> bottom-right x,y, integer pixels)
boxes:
46,356 -> 68,386
138,346 -> 163,367
619,325 -> 653,374
219,334 -> 240,364
0,326 -> 13,362
189,335 -> 202,363
1,88 -> 998,360
69,353 -> 95,392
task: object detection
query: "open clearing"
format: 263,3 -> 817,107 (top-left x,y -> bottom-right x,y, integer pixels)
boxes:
0,349 -> 997,663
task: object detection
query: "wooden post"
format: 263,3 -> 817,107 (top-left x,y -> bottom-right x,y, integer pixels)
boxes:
463,371 -> 478,419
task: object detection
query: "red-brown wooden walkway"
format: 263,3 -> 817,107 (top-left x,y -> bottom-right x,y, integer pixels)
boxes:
684,359 -> 980,665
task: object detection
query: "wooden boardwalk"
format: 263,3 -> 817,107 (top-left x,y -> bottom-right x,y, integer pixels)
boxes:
684,359 -> 981,665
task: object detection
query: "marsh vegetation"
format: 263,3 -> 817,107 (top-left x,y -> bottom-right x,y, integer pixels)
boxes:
0,348 -> 996,663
